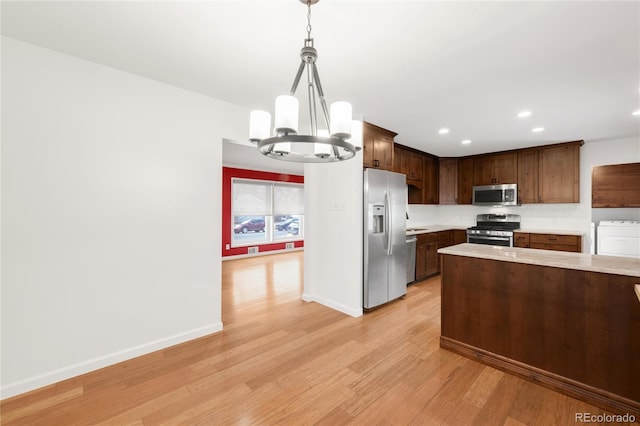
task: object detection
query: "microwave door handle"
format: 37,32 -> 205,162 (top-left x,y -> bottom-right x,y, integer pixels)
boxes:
385,192 -> 393,256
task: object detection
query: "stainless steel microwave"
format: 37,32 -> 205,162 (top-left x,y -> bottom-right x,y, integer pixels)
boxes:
472,184 -> 518,206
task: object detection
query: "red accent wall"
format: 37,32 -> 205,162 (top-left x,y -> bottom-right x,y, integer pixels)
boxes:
222,167 -> 304,257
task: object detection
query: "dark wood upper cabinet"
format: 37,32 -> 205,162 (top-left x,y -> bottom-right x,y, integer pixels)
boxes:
363,121 -> 396,171
394,144 -> 429,204
394,144 -> 424,185
473,155 -> 495,186
423,156 -> 439,204
389,135 -> 581,206
393,144 -> 404,174
439,158 -> 458,205
457,157 -> 474,204
494,152 -> 518,184
538,142 -> 581,203
473,152 -> 517,186
409,151 -> 424,182
517,149 -> 539,204
592,162 -> 640,208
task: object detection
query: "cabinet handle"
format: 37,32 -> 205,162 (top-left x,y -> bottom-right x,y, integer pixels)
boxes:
374,159 -> 380,167
548,238 -> 557,241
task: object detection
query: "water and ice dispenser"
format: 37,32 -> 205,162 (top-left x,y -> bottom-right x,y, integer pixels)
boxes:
372,205 -> 385,234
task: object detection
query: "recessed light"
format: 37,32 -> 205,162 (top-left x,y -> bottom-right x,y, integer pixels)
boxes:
461,139 -> 471,145
518,111 -> 532,118
438,128 -> 450,134
532,127 -> 544,133
633,110 -> 640,116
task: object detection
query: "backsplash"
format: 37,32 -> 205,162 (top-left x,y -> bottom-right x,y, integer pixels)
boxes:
407,203 -> 588,232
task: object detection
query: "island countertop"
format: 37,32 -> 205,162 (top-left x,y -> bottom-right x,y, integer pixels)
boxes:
438,243 -> 640,278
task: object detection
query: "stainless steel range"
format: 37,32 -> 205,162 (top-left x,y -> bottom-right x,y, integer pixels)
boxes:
467,214 -> 521,247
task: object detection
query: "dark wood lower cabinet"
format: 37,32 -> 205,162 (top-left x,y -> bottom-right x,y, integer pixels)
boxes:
514,231 -> 582,253
452,229 -> 467,245
415,230 -> 465,280
440,254 -> 640,417
416,233 -> 438,280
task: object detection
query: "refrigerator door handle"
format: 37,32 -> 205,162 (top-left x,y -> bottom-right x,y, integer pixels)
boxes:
385,191 -> 393,255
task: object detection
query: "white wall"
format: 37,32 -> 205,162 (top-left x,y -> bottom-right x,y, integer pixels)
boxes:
303,154 -> 363,317
1,37 -> 247,398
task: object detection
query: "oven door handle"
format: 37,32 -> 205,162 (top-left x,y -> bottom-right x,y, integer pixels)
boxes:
469,235 -> 511,241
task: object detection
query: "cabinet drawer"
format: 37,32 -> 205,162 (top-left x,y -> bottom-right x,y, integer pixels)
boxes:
513,232 -> 530,248
530,243 -> 580,253
530,234 -> 579,246
416,232 -> 438,244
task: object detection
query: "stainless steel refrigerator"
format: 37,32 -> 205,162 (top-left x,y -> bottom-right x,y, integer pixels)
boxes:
363,168 -> 407,309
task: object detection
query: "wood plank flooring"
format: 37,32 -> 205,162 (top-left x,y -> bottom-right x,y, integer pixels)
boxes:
2,251 -> 637,425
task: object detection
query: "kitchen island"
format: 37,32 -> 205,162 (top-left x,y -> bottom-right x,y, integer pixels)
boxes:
438,244 -> 640,417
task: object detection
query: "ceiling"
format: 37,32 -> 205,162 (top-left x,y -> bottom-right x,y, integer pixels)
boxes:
2,1 -> 639,159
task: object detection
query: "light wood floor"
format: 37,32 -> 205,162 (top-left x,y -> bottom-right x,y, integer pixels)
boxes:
2,251 -> 636,425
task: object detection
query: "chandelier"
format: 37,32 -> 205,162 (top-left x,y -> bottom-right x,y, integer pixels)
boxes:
248,0 -> 361,163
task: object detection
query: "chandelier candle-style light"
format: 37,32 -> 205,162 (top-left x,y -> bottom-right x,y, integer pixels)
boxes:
249,0 -> 361,163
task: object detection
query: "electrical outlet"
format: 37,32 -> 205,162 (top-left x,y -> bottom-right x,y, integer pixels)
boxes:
225,244 -> 230,250
286,242 -> 294,249
248,247 -> 259,254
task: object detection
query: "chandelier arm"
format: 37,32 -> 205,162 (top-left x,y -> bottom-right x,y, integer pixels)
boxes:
306,63 -> 318,136
289,60 -> 306,95
257,135 -> 356,163
312,63 -> 331,131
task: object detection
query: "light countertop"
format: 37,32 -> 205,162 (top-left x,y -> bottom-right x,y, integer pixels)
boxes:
438,243 -> 640,278
406,226 -> 583,237
405,225 -> 467,236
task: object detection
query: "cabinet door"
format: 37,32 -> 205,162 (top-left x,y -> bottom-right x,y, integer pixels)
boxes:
493,152 -> 517,184
362,132 -> 375,168
513,232 -> 530,248
539,143 -> 580,203
408,151 -> 424,181
415,237 -> 428,280
363,122 -> 397,171
439,158 -> 458,204
457,157 -> 474,204
453,229 -> 467,245
374,136 -> 394,171
517,150 -> 539,204
393,145 -> 404,174
474,152 -> 517,185
592,163 -> 640,208
473,155 -> 495,186
425,241 -> 439,276
423,156 -> 439,204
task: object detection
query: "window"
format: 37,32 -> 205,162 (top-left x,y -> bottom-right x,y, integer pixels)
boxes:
231,179 -> 303,247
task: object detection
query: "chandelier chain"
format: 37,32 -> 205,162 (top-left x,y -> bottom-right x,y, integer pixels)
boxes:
306,1 -> 312,39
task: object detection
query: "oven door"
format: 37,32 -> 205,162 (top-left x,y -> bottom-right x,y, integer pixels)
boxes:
467,234 -> 513,247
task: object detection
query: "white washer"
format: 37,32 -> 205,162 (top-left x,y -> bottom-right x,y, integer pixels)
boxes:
596,220 -> 640,258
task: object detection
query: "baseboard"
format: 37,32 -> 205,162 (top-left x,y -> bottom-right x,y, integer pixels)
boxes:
222,247 -> 303,261
301,293 -> 362,318
440,336 -> 640,418
1,322 -> 223,400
